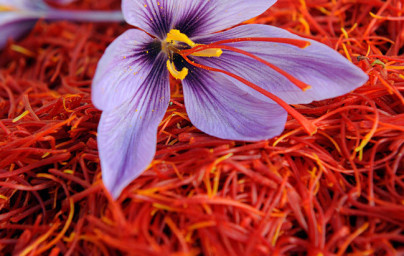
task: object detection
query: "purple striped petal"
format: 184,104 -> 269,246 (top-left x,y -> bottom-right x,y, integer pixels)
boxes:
192,24 -> 368,104
92,29 -> 164,111
121,0 -> 276,38
122,0 -> 176,39
182,67 -> 287,141
98,56 -> 170,199
173,0 -> 277,37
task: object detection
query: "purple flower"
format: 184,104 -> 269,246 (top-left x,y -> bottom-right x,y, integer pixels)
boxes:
92,0 -> 368,198
0,0 -> 123,49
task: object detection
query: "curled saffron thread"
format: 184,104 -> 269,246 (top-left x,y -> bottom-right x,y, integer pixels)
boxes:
181,44 -> 312,91
179,54 -> 317,135
4,0 -> 404,254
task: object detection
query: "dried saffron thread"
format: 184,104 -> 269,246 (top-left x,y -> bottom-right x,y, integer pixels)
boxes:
1,0 -> 404,255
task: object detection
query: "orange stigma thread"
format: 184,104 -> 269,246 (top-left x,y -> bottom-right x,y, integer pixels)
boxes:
179,36 -> 317,134
182,37 -> 312,91
183,44 -> 312,91
179,53 -> 317,135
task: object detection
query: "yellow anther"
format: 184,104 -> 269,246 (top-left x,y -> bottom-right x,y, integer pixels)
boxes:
167,60 -> 188,80
166,29 -> 196,47
0,6 -> 14,11
164,29 -> 222,79
191,48 -> 223,57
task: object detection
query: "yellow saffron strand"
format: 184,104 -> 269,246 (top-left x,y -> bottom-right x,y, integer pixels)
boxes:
165,29 -> 223,80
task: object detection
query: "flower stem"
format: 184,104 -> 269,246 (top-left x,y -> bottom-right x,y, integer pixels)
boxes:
42,10 -> 124,22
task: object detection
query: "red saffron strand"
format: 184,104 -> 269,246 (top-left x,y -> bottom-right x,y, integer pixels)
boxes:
179,54 -> 318,135
2,0 -> 404,255
182,44 -> 312,91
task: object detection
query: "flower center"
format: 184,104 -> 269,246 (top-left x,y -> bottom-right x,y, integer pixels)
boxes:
163,29 -> 222,80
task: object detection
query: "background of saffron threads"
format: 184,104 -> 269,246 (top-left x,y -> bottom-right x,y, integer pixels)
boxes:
0,0 -> 403,255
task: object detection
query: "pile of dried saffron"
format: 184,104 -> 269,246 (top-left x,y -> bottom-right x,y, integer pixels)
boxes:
1,0 -> 403,255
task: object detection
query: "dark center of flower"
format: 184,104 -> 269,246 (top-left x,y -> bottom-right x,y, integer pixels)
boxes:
162,29 -> 222,80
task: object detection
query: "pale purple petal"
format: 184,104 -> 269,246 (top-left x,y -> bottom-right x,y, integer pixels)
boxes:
92,29 -> 164,111
173,0 -> 277,37
0,0 -> 48,10
122,0 -> 176,39
0,14 -> 37,49
98,56 -> 170,199
182,67 -> 287,141
192,24 -> 368,104
121,0 -> 277,38
0,4 -> 123,49
0,1 -> 50,49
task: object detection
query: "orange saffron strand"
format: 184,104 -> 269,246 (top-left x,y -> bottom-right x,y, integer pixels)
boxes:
182,44 -> 312,91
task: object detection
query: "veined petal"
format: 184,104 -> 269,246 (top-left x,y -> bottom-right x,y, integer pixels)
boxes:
122,0 -> 176,39
98,55 -> 170,199
92,29 -> 164,111
121,0 -> 276,38
173,0 -> 277,37
182,67 -> 287,141
192,24 -> 368,104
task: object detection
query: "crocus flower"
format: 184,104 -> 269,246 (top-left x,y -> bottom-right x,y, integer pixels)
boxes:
0,0 -> 123,49
92,0 -> 368,198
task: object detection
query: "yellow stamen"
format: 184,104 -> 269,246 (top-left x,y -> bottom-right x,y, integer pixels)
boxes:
191,48 -> 223,57
166,29 -> 196,47
165,29 -> 223,80
167,60 -> 188,80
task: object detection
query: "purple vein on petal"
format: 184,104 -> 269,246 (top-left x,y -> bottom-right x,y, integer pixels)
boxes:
191,24 -> 368,104
92,29 -> 163,111
98,53 -> 170,199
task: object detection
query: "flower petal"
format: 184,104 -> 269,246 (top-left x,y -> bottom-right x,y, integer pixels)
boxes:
182,67 -> 287,141
121,0 -> 276,38
0,14 -> 36,49
173,0 -> 277,37
192,24 -> 368,104
0,0 -> 48,10
92,29 -> 164,111
98,56 -> 170,199
121,0 -> 177,39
